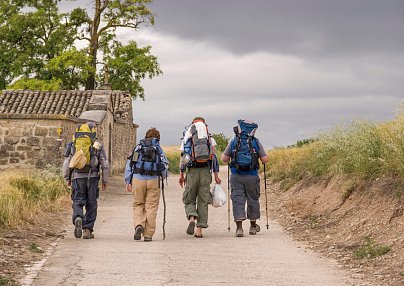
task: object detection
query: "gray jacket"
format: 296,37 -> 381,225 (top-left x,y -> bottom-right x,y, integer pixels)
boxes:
62,140 -> 109,184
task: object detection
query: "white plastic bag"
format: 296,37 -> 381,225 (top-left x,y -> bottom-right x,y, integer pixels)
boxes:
211,184 -> 227,208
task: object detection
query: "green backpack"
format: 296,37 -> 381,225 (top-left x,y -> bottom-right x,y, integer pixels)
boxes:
69,123 -> 97,172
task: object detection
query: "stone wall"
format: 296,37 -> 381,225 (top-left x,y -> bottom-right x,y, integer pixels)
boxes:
0,117 -> 79,169
112,120 -> 137,173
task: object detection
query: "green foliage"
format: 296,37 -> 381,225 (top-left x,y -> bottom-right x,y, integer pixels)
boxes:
0,0 -> 78,89
354,236 -> 391,259
7,78 -> 62,90
106,41 -> 162,99
212,133 -> 230,152
29,243 -> 44,253
0,276 -> 17,286
46,48 -> 95,90
0,0 -> 160,96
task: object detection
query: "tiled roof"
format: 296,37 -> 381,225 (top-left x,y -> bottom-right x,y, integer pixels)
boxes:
0,90 -> 92,117
0,90 -> 132,120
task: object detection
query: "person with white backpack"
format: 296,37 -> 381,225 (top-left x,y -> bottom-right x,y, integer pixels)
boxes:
221,119 -> 268,237
179,117 -> 221,238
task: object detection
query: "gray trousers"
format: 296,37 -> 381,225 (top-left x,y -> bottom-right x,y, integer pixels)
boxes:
230,174 -> 260,221
71,177 -> 99,231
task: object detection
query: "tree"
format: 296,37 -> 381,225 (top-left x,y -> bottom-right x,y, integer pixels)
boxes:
212,133 -> 230,152
71,0 -> 159,90
1,0 -> 161,97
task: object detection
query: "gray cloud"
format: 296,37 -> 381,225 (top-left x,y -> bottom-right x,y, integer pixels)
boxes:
60,0 -> 404,148
150,0 -> 404,58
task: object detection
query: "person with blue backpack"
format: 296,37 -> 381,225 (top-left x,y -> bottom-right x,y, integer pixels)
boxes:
125,128 -> 168,242
221,119 -> 268,237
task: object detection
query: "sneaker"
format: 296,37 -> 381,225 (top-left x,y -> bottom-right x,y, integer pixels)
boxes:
236,228 -> 244,237
144,237 -> 152,242
83,229 -> 94,239
134,225 -> 144,241
74,217 -> 82,238
249,225 -> 257,235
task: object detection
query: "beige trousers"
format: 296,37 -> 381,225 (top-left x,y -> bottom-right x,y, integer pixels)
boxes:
132,178 -> 160,238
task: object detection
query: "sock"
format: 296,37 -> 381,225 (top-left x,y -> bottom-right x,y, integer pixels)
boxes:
250,220 -> 256,227
236,221 -> 242,229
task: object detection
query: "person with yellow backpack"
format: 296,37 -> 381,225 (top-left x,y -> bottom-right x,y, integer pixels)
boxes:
179,117 -> 221,238
62,122 -> 109,239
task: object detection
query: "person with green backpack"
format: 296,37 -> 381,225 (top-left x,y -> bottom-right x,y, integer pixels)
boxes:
221,119 -> 268,237
62,122 -> 109,239
179,117 -> 221,238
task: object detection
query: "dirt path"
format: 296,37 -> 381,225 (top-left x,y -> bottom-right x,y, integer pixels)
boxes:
26,170 -> 362,286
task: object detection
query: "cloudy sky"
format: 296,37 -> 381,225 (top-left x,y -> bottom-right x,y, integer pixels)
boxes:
67,0 -> 404,148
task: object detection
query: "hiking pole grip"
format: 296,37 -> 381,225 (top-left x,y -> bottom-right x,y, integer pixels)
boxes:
227,163 -> 231,232
264,163 -> 269,230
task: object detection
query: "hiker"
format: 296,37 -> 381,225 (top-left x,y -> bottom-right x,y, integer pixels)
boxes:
221,119 -> 268,237
125,128 -> 168,242
179,117 -> 221,238
63,122 -> 109,239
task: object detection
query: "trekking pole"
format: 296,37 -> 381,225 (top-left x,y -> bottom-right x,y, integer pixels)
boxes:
161,176 -> 167,240
227,163 -> 231,232
264,164 -> 269,230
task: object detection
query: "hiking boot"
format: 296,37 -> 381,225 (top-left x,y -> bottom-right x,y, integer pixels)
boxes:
82,229 -> 94,239
255,224 -> 261,233
74,217 -> 82,238
249,225 -> 257,235
236,228 -> 244,237
144,237 -> 152,242
134,225 -> 144,241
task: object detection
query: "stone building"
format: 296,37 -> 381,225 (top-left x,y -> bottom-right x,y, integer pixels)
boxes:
0,89 -> 137,173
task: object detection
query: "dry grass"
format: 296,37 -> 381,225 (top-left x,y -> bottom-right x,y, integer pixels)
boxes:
268,104 -> 404,184
0,169 -> 69,228
162,146 -> 181,174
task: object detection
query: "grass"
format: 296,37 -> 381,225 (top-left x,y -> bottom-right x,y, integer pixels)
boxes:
399,271 -> 404,277
354,236 -> 391,259
0,276 -> 17,286
163,146 -> 181,174
0,169 -> 69,228
267,105 -> 404,184
29,243 -> 44,253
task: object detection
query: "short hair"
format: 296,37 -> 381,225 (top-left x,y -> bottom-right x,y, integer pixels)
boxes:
192,117 -> 205,123
145,127 -> 160,140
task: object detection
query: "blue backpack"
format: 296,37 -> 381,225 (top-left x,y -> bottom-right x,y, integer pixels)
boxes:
230,120 -> 260,172
129,138 -> 165,176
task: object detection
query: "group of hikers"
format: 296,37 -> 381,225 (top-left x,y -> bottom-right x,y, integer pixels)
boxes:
62,117 -> 268,241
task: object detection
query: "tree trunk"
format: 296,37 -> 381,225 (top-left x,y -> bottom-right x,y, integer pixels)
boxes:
85,0 -> 101,90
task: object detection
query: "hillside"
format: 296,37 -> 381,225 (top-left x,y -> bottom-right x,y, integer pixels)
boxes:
264,107 -> 404,286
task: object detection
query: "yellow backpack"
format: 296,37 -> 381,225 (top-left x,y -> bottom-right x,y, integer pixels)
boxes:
69,123 -> 96,171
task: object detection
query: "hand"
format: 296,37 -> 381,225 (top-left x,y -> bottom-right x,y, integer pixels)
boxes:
125,183 -> 132,193
215,175 -> 222,185
66,180 -> 71,188
179,173 -> 185,188
102,182 -> 107,191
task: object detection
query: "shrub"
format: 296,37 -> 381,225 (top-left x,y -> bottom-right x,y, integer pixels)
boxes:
0,169 -> 69,227
354,236 -> 391,259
